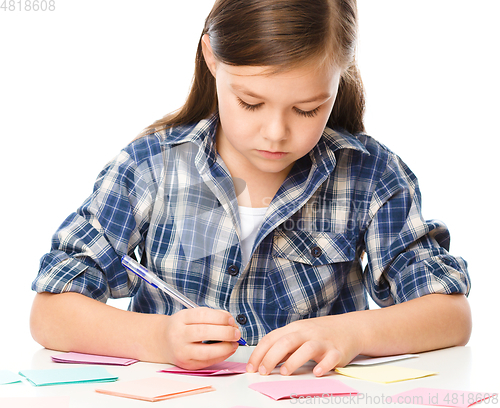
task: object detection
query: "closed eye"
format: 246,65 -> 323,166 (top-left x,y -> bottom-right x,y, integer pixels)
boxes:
237,97 -> 320,118
293,107 -> 320,118
237,97 -> 262,111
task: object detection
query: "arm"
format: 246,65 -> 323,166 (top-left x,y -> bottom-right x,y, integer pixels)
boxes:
249,150 -> 472,376
247,292 -> 471,376
30,292 -> 241,369
31,140 -> 240,369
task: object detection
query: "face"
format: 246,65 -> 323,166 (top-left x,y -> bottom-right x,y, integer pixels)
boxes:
202,36 -> 342,182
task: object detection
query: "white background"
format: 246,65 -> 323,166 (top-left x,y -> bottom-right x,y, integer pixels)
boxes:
1,0 -> 498,369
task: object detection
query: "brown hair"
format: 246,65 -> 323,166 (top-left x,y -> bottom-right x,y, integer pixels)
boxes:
140,0 -> 365,137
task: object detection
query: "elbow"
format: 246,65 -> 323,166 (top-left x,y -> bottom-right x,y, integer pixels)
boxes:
452,294 -> 472,347
30,292 -> 57,349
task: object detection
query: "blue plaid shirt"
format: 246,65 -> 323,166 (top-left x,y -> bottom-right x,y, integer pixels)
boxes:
33,114 -> 470,345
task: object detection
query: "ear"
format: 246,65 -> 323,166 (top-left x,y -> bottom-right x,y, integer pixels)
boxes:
201,34 -> 218,77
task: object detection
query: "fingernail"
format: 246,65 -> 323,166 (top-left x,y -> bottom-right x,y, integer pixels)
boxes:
259,365 -> 267,375
246,363 -> 254,372
228,316 -> 235,326
234,328 -> 241,339
280,366 -> 288,376
313,366 -> 323,377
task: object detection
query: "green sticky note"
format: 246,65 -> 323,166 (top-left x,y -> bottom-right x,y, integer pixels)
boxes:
18,366 -> 118,386
0,370 -> 23,385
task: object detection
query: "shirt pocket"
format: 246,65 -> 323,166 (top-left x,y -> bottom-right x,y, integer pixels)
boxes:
267,230 -> 357,315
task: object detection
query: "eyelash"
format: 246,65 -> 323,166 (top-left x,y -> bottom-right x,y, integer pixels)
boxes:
294,107 -> 320,118
237,98 -> 320,118
237,98 -> 262,112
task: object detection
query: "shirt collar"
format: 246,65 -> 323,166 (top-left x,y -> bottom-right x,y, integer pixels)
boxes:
158,112 -> 370,177
308,126 -> 370,177
158,114 -> 219,174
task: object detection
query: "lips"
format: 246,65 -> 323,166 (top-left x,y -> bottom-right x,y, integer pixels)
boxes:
257,150 -> 288,159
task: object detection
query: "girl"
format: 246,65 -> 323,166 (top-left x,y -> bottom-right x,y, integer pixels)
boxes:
30,0 -> 471,377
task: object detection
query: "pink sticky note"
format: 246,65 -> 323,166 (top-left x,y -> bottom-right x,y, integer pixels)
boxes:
159,361 -> 247,376
95,376 -> 214,402
51,352 -> 138,366
249,378 -> 358,401
391,388 -> 498,408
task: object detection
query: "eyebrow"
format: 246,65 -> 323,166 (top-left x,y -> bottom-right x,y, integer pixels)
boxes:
231,84 -> 331,104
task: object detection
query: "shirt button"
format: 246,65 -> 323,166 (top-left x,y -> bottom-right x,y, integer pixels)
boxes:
236,314 -> 247,325
227,265 -> 239,276
311,246 -> 322,258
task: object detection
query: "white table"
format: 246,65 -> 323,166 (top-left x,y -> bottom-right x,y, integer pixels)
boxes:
0,346 -> 497,407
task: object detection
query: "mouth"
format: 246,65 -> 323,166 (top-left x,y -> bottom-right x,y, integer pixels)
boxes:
257,150 -> 288,160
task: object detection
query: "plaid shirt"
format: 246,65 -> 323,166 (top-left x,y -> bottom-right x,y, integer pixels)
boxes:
33,114 -> 470,345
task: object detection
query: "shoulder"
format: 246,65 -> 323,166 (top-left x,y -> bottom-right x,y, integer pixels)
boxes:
352,132 -> 420,199
121,133 -> 163,167
322,126 -> 398,165
111,116 -> 218,179
324,128 -> 419,199
116,118 -> 207,169
328,128 -> 405,178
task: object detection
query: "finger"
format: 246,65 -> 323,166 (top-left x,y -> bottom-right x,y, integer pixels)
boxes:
312,348 -> 342,377
246,330 -> 282,373
254,332 -> 304,375
185,322 -> 242,344
175,341 -> 239,370
278,340 -> 324,376
179,307 -> 234,326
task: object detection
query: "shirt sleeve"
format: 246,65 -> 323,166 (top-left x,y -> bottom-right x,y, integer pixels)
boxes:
32,136 -> 162,302
363,151 -> 471,307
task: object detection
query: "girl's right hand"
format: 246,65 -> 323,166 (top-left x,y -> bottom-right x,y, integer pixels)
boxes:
158,307 -> 241,370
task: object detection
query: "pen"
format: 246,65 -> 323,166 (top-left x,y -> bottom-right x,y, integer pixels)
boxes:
121,255 -> 248,346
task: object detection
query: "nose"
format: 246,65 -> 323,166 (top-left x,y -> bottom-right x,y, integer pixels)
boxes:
262,112 -> 288,142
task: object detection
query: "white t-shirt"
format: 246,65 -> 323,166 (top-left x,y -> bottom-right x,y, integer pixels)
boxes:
238,205 -> 268,266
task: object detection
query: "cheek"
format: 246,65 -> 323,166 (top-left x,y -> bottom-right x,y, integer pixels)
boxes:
294,118 -> 328,149
218,99 -> 257,140
217,93 -> 239,132
303,131 -> 324,151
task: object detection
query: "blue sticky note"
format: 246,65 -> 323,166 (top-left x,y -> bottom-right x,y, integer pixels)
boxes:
18,366 -> 118,386
0,370 -> 22,385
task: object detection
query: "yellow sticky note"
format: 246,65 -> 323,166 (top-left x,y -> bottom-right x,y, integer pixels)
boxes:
335,365 -> 437,384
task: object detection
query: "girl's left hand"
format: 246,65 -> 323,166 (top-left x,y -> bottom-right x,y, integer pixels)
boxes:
246,315 -> 364,377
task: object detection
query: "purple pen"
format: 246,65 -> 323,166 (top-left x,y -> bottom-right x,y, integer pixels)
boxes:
121,255 -> 249,346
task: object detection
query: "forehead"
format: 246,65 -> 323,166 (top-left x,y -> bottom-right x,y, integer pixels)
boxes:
219,62 -> 341,94
221,61 -> 339,79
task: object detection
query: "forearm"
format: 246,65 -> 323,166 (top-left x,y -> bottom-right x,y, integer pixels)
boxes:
352,293 -> 472,356
30,292 -> 167,362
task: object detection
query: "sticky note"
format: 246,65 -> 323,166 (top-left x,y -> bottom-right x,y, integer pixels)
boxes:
159,361 -> 247,376
391,388 -> 498,408
18,366 -> 118,386
348,354 -> 418,366
51,351 -> 138,366
335,365 -> 437,384
95,376 -> 215,402
0,396 -> 70,408
0,370 -> 22,385
249,378 -> 358,401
